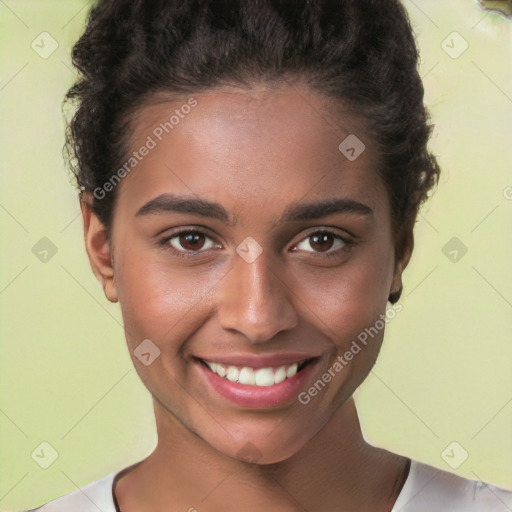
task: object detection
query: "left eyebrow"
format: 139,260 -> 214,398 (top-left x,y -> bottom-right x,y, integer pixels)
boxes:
135,193 -> 373,226
280,197 -> 373,223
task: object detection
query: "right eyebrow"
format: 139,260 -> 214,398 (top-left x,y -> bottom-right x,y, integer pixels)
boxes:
136,194 -> 236,226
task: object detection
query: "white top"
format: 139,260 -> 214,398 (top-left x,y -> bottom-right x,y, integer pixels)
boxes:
24,459 -> 512,511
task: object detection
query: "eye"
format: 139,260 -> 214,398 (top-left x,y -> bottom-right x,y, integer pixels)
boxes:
293,230 -> 352,257
161,229 -> 221,258
159,228 -> 353,259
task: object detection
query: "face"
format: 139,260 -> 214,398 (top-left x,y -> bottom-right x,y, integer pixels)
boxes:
84,85 -> 409,464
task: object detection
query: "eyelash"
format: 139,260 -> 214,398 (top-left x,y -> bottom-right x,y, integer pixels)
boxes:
158,228 -> 354,260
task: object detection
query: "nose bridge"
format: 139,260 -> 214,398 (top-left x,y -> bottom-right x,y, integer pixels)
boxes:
216,251 -> 297,343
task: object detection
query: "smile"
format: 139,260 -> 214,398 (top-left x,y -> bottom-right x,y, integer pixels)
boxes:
201,359 -> 312,387
194,353 -> 321,408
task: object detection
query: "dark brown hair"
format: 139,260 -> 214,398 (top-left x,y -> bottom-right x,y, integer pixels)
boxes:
65,0 -> 440,260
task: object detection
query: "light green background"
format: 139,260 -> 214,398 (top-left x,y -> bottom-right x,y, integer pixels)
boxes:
1,0 -> 511,509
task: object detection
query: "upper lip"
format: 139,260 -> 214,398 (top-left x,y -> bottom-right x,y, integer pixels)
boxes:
194,353 -> 319,368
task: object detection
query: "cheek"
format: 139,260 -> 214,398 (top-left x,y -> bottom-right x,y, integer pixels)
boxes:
302,250 -> 394,407
114,223 -> 394,355
114,246 -> 225,351
307,244 -> 395,344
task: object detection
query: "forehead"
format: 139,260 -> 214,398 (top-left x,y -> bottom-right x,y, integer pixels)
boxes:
115,85 -> 388,223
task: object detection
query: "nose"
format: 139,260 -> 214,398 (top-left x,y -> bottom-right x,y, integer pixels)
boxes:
216,251 -> 298,344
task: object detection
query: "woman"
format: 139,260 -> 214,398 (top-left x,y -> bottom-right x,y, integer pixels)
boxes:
26,0 -> 512,510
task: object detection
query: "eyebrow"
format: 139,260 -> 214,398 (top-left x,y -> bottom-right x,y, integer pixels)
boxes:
135,193 -> 373,225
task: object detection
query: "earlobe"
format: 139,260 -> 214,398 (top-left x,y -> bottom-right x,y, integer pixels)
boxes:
104,275 -> 119,304
80,196 -> 118,303
388,286 -> 403,305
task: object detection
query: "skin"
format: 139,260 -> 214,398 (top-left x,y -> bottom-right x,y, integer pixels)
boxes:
82,85 -> 413,511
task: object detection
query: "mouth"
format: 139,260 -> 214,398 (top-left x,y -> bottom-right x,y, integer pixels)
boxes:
193,355 -> 320,408
197,358 -> 315,386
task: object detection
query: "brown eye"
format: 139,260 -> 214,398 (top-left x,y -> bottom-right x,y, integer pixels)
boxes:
178,232 -> 206,251
294,230 -> 350,256
164,230 -> 219,257
309,232 -> 334,252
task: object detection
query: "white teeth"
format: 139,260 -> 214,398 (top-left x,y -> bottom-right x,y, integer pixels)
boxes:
226,366 -> 240,382
274,366 -> 287,384
254,367 -> 275,386
286,363 -> 298,378
203,360 -> 306,386
239,367 -> 256,385
216,363 -> 226,377
205,361 -> 217,373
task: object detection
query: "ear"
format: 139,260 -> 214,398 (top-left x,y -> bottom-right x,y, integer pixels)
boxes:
80,194 -> 118,303
388,228 -> 414,305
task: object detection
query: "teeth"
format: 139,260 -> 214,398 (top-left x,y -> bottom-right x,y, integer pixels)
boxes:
226,366 -> 240,382
286,363 -> 298,378
203,360 -> 305,386
254,367 -> 274,386
204,361 -> 217,372
274,366 -> 287,384
239,367 -> 256,385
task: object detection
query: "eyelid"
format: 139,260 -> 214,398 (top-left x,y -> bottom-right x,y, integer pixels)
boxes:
157,224 -> 217,239
290,226 -> 354,246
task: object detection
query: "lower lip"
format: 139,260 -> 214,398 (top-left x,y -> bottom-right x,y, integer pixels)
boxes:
196,359 -> 318,408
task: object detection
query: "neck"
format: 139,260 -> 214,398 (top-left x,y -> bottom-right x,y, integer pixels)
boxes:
115,397 -> 408,512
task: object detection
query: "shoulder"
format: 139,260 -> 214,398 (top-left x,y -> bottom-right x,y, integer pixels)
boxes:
393,459 -> 512,511
20,471 -> 118,512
